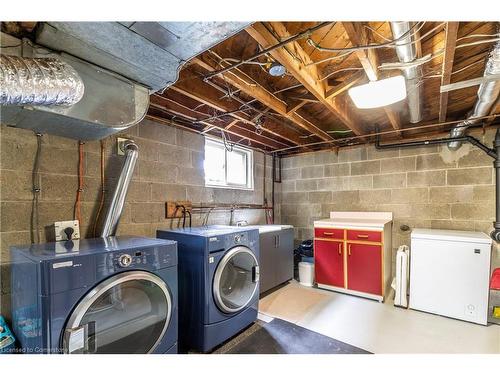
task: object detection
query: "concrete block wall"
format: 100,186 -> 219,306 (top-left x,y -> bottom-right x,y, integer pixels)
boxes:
281,127 -> 500,277
0,118 -> 279,320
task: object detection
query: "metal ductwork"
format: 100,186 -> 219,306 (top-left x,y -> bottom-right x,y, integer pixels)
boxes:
0,22 -> 248,140
390,22 -> 423,123
0,55 -> 84,106
101,140 -> 139,238
448,42 -> 500,151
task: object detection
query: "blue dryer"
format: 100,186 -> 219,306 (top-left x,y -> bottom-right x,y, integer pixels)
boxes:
10,236 -> 178,354
157,226 -> 260,353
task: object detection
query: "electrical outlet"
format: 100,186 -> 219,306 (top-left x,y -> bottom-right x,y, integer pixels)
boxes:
54,220 -> 80,241
464,304 -> 477,318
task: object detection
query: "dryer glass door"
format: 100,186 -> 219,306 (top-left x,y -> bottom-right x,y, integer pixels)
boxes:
62,271 -> 172,354
213,246 -> 259,314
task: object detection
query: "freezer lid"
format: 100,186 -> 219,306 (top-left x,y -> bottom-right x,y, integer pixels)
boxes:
411,228 -> 492,244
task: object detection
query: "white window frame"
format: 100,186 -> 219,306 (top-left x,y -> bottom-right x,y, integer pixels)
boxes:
204,138 -> 254,190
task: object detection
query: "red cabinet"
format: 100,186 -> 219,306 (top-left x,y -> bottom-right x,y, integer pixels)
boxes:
347,229 -> 382,243
346,243 -> 382,296
314,240 -> 344,288
314,225 -> 389,301
314,228 -> 344,240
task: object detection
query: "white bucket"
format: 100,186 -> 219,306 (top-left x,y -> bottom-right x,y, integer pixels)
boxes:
299,262 -> 314,287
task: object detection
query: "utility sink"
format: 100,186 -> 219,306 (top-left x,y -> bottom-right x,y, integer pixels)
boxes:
234,224 -> 293,234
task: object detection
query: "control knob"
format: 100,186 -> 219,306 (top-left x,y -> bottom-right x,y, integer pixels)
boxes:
118,254 -> 132,268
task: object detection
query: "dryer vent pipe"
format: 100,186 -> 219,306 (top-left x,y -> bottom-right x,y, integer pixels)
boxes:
448,42 -> 500,151
101,140 -> 139,238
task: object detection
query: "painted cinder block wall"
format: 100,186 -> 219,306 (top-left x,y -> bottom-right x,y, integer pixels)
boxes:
0,118 -> 280,320
280,127 -> 500,277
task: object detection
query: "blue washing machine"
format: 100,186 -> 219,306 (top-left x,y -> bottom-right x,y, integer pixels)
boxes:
10,236 -> 178,354
157,226 -> 260,353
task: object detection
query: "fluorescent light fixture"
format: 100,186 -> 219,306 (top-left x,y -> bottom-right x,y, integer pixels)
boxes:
348,75 -> 407,109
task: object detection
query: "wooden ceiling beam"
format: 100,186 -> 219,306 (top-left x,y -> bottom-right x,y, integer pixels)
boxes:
341,22 -> 379,81
325,71 -> 365,99
342,22 -> 402,135
167,75 -> 304,146
439,22 -> 460,122
149,102 -> 285,150
286,99 -> 307,114
193,56 -> 333,141
246,22 -> 365,136
150,97 -> 290,149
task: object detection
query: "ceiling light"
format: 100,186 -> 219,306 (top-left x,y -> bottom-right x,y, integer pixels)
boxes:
268,62 -> 286,77
348,75 -> 407,109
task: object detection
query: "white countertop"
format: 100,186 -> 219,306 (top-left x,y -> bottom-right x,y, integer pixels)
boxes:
314,212 -> 392,230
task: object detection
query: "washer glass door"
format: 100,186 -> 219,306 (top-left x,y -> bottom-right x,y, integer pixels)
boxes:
213,246 -> 259,314
62,271 -> 171,354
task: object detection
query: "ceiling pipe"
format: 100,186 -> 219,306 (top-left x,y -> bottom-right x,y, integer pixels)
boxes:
448,41 -> 500,151
101,140 -> 139,238
390,22 -> 423,124
0,54 -> 84,106
376,128 -> 500,243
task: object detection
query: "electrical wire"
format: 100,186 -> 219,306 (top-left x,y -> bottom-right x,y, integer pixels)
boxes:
30,133 -> 43,244
92,139 -> 106,237
74,141 -> 84,226
363,24 -> 396,42
307,22 -> 429,53
319,67 -> 364,82
457,33 -> 500,42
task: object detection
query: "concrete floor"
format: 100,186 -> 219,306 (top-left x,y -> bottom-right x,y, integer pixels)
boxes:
259,281 -> 500,354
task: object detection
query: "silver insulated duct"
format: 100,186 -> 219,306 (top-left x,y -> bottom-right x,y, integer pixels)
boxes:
0,55 -> 84,106
101,140 -> 139,238
448,41 -> 500,150
390,22 -> 423,123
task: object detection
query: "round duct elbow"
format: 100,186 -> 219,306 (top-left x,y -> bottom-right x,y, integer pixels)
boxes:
0,55 -> 84,106
447,123 -> 469,151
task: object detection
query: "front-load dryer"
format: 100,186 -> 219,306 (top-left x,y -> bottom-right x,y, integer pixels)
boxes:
10,236 -> 178,354
157,226 -> 259,352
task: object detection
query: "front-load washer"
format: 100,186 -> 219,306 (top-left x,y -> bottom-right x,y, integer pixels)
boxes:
157,225 -> 259,353
10,236 -> 178,354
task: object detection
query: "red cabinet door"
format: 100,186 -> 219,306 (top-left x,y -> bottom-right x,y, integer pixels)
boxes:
346,243 -> 382,296
314,240 -> 344,288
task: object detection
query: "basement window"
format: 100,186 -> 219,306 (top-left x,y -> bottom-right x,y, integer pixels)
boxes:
204,138 -> 254,190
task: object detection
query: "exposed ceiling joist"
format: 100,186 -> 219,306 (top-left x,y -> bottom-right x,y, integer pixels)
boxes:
193,56 -> 333,141
342,22 -> 401,134
149,100 -> 285,150
325,71 -> 364,99
439,22 -> 460,122
167,74 -> 304,146
246,22 -> 365,136
341,22 -> 379,81
150,96 -> 290,149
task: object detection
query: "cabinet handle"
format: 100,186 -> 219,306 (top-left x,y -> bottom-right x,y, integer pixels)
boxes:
357,234 -> 369,239
323,232 -> 334,236
348,244 -> 352,256
338,242 -> 342,255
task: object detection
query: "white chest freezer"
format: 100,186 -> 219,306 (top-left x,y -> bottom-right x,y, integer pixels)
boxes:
410,228 -> 492,325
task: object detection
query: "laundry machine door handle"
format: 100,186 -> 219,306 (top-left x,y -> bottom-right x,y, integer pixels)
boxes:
252,265 -> 260,283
